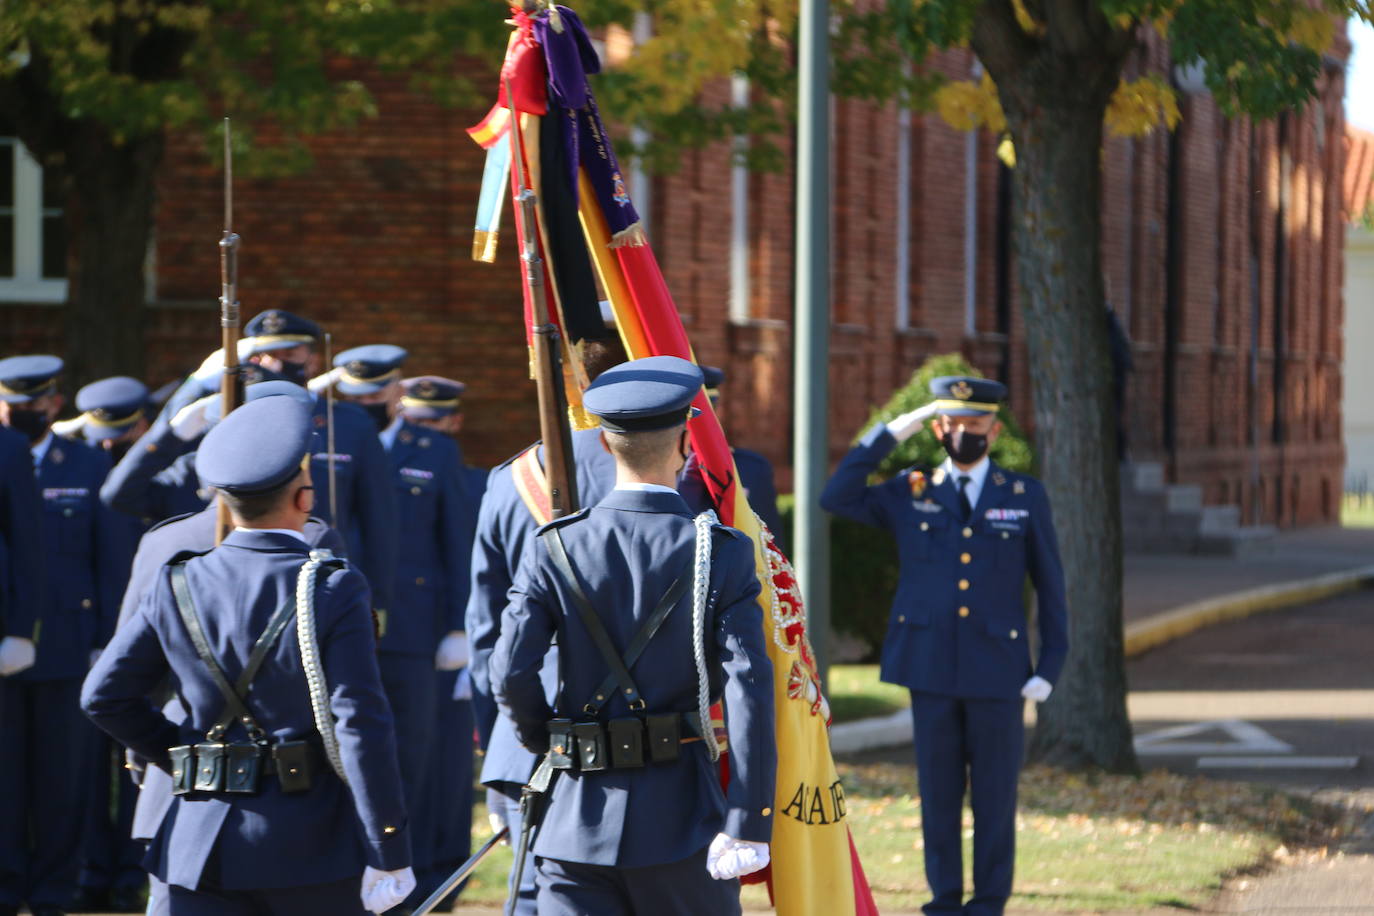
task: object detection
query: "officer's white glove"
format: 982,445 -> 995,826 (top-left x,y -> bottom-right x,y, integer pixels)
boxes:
191,341 -> 256,383
1021,676 -> 1053,703
307,367 -> 344,394
435,631 -> 470,672
0,636 -> 36,676
170,394 -> 217,442
51,416 -> 86,439
488,808 -> 509,840
706,833 -> 770,881
360,865 -> 416,914
885,404 -> 938,443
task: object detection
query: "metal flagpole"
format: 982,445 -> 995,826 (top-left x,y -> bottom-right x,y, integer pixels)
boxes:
793,0 -> 831,686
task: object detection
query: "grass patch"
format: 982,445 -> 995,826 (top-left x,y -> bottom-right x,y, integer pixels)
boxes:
809,755 -> 1357,913
829,664 -> 910,723
1342,494 -> 1374,528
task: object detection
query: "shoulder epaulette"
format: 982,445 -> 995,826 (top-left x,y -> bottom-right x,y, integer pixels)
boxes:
494,441 -> 539,472
709,521 -> 748,541
146,511 -> 198,533
535,507 -> 591,534
166,547 -> 211,566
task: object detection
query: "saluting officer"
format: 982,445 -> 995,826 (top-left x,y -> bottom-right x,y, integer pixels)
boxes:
66,377 -> 156,912
821,376 -> 1069,916
330,345 -> 474,904
491,356 -> 776,915
0,356 -> 127,916
396,374 -> 481,902
82,395 -> 415,915
466,346 -> 620,915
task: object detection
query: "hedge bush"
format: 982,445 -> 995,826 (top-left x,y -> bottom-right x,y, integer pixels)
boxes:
784,353 -> 1036,659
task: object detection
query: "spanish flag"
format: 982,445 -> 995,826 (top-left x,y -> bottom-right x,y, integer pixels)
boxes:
471,6 -> 878,913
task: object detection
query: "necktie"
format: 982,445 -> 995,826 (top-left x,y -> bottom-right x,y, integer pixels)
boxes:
957,475 -> 972,520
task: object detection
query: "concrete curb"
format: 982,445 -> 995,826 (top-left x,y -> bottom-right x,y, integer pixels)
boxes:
829,563 -> 1374,755
1122,563 -> 1374,658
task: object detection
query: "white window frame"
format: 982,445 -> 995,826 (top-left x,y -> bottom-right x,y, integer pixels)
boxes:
0,137 -> 66,303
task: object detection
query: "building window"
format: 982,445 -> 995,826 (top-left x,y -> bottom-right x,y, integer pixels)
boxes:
0,129 -> 66,302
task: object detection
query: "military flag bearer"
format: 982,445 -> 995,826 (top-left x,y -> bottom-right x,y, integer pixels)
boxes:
820,375 -> 1069,916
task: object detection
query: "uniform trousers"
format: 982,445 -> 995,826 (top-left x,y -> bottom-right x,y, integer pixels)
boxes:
79,732 -> 146,893
536,845 -> 740,916
164,876 -> 363,915
378,654 -> 438,874
413,669 -> 474,908
0,677 -> 91,909
910,691 -> 1024,916
487,784 -> 536,916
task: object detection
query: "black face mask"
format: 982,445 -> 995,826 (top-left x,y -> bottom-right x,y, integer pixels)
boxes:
276,360 -> 308,385
6,408 -> 50,443
361,402 -> 391,432
941,428 -> 990,465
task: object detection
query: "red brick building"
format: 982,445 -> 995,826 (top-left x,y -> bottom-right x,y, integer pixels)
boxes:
0,31 -> 1349,527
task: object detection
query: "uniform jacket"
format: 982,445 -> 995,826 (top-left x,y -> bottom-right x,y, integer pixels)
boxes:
820,425 -> 1069,698
117,507 -> 345,844
81,529 -> 408,892
309,398 -> 398,615
100,417 -> 204,525
0,426 -> 43,641
491,488 -> 776,868
466,428 -> 616,787
25,436 -> 128,681
382,421 -> 472,656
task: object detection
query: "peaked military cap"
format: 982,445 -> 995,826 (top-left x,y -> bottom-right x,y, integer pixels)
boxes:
0,355 -> 63,404
75,376 -> 149,442
399,375 -> 465,419
198,396 -> 313,495
334,344 -> 407,396
204,378 -> 312,425
583,355 -> 703,432
700,366 -> 725,396
929,375 -> 1007,417
242,309 -> 322,356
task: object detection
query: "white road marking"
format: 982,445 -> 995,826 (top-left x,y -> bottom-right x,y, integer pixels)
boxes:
1134,718 -> 1295,755
1196,756 -> 1360,769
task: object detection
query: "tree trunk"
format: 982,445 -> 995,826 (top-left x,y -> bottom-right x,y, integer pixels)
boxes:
974,21 -> 1138,771
62,127 -> 162,386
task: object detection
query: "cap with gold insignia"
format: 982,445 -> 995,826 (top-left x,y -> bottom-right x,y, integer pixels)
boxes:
929,375 -> 1006,417
0,355 -> 63,404
242,310 -> 322,356
198,396 -> 312,495
399,376 -> 466,420
334,344 -> 408,396
75,376 -> 149,442
583,355 -> 703,432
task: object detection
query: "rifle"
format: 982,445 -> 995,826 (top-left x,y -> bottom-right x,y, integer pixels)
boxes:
216,117 -> 243,544
323,332 -> 338,524
505,77 -> 578,518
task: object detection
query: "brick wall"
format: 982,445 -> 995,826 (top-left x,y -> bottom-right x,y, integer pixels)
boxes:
0,35 -> 1349,525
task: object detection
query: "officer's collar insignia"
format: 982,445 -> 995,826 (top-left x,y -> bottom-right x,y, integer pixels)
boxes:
932,468 -> 947,486
399,430 -> 413,444
951,380 -> 974,400
51,446 -> 64,464
992,471 -> 1006,486
416,380 -> 438,399
907,469 -> 926,498
261,311 -> 286,334
419,436 -> 431,448
1013,480 -> 1025,494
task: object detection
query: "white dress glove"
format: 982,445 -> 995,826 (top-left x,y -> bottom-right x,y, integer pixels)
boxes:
435,631 -> 470,672
1021,675 -> 1053,703
170,394 -> 217,442
360,865 -> 416,914
307,367 -> 344,393
51,416 -> 86,439
0,636 -> 36,676
706,833 -> 770,881
885,403 -> 938,443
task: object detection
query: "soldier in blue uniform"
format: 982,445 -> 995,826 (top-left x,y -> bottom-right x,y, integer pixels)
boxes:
466,369 -> 619,915
330,345 -> 475,905
81,395 -> 415,915
491,356 -> 776,916
396,374 -> 481,904
64,377 -> 156,912
820,375 -> 1069,916
0,421 -> 43,723
696,366 -> 786,552
0,356 -> 128,916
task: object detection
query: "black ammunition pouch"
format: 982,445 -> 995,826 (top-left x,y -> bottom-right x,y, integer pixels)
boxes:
166,561 -> 319,799
546,712 -> 704,772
